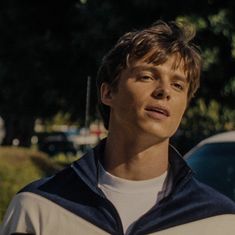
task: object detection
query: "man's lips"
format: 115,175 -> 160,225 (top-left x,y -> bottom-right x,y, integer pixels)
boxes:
145,105 -> 170,117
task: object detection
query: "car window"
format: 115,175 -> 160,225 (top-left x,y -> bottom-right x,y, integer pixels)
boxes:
186,142 -> 235,201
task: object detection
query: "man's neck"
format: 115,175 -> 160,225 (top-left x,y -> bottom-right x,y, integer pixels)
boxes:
103,132 -> 169,181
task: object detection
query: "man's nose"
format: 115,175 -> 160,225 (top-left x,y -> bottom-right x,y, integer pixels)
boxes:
152,81 -> 171,100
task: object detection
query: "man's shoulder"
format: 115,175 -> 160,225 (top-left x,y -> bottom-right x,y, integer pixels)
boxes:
186,176 -> 235,213
149,214 -> 235,235
1,191 -> 110,235
19,164 -> 84,197
155,175 -> 235,232
19,166 -> 73,192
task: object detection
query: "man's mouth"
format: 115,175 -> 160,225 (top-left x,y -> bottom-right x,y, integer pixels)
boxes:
145,105 -> 170,118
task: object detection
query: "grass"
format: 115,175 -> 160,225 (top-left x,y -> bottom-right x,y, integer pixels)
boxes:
0,147 -> 80,223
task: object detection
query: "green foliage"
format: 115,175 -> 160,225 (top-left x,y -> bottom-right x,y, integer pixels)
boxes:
208,9 -> 231,37
176,15 -> 207,31
41,112 -> 81,131
183,99 -> 222,135
202,47 -> 219,71
223,76 -> 235,95
0,147 -> 62,223
0,0 -> 235,150
232,35 -> 235,58
52,153 -> 80,165
175,99 -> 235,153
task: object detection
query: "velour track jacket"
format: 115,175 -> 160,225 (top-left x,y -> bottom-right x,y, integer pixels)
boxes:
1,139 -> 235,235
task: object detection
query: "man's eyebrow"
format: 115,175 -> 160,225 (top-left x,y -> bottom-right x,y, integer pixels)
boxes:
130,65 -> 187,81
130,65 -> 160,74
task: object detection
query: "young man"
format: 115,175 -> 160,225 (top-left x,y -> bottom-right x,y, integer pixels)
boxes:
1,20 -> 235,235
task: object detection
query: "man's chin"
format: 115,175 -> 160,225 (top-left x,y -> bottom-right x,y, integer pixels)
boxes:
140,125 -> 174,138
139,128 -> 172,143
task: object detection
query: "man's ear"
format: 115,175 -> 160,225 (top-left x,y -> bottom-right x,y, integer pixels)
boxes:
100,82 -> 113,106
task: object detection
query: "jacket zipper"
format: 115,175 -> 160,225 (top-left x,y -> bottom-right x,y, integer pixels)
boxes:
128,199 -> 165,235
97,188 -> 124,235
128,170 -> 193,235
71,164 -> 124,234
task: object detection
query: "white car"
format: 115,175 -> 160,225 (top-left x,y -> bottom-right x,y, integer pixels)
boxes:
184,131 -> 235,202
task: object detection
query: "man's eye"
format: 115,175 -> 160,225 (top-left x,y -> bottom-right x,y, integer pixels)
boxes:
173,83 -> 184,90
140,75 -> 153,81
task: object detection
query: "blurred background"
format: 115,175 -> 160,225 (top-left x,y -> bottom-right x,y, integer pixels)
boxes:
0,0 -> 235,222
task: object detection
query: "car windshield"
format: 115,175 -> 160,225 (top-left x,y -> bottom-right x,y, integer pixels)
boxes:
186,142 -> 235,201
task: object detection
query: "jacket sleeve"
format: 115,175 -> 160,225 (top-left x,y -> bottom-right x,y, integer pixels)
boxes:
0,193 -> 36,235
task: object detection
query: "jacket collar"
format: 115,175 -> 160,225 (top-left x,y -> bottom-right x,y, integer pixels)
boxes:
157,144 -> 193,201
71,138 -> 193,199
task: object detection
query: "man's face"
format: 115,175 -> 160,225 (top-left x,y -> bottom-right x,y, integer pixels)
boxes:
101,55 -> 189,142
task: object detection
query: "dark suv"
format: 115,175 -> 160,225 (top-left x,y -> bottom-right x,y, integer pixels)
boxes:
36,132 -> 77,156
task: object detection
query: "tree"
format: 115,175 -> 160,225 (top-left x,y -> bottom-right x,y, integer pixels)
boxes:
0,0 -> 234,147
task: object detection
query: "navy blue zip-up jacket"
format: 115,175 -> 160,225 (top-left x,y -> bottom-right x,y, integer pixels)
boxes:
1,140 -> 235,235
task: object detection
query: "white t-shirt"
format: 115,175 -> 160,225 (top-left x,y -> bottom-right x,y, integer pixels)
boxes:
98,164 -> 167,234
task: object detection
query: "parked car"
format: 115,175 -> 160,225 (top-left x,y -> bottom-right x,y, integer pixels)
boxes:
36,132 -> 77,156
184,131 -> 235,202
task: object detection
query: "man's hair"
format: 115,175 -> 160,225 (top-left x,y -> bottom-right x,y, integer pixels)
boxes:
96,20 -> 202,129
